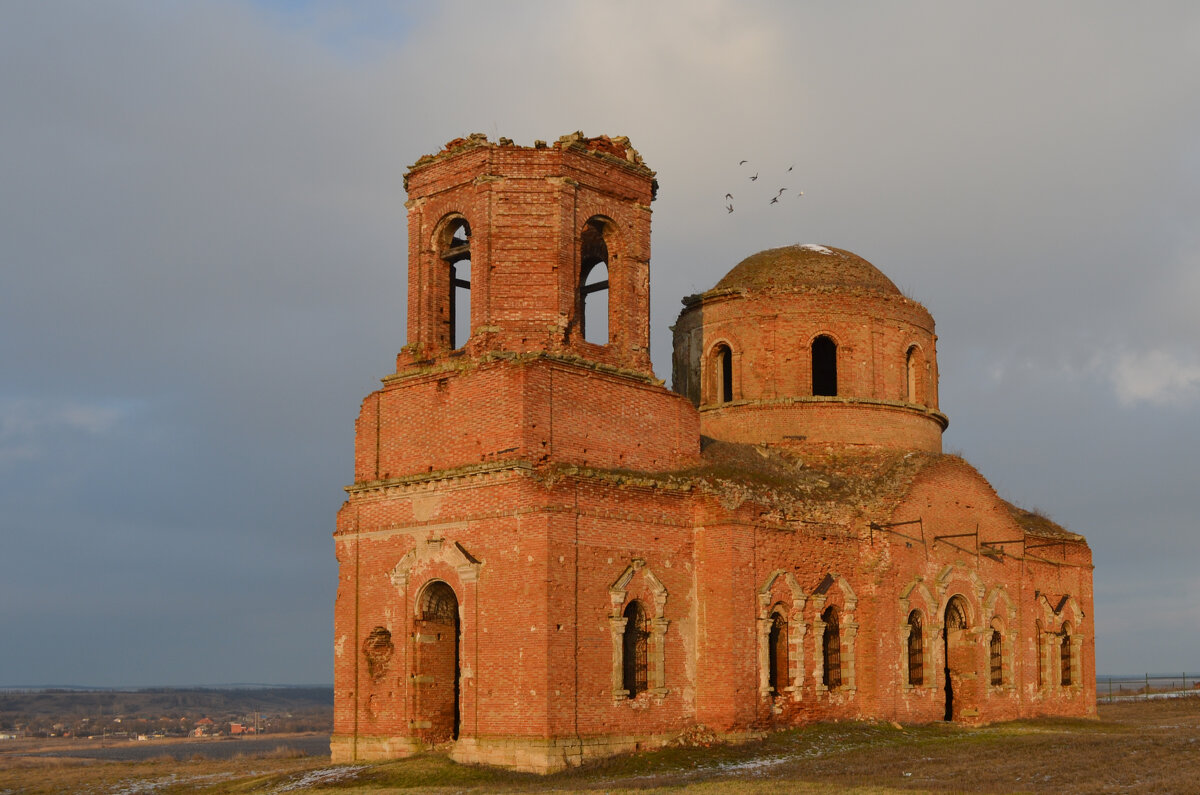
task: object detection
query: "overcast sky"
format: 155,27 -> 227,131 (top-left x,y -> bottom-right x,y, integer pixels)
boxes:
2,1 -> 1197,686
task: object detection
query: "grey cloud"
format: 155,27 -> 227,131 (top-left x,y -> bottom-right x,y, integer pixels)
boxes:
1,0 -> 1197,683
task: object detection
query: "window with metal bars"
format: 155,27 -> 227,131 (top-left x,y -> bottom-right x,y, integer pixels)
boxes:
768,611 -> 788,695
907,611 -> 924,686
990,629 -> 1004,686
1036,623 -> 1045,689
622,600 -> 649,697
1060,628 -> 1072,686
822,606 -> 841,689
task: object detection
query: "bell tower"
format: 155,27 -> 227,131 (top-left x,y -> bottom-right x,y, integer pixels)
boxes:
349,133 -> 697,484
401,132 -> 656,375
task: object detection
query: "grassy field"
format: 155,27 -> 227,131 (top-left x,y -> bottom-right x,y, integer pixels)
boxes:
3,697 -> 1199,793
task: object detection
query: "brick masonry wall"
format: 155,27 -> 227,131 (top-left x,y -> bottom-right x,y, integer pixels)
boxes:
332,134 -> 1095,771
353,357 -> 700,481
672,288 -> 946,450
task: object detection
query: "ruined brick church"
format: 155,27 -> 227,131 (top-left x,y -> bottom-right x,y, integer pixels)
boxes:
332,133 -> 1095,771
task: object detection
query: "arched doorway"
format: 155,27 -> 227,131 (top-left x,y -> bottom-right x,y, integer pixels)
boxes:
943,596 -> 969,721
414,581 -> 461,742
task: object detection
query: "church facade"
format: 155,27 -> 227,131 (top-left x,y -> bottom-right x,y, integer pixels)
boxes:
331,133 -> 1095,772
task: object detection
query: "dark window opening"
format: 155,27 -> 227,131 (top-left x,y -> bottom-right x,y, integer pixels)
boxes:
442,219 -> 471,349
713,343 -> 733,403
622,600 -> 649,697
822,606 -> 841,689
1060,629 -> 1072,686
580,219 -> 610,344
768,611 -> 788,694
943,596 -> 968,721
907,611 -> 924,686
990,629 -> 1004,686
812,335 -> 838,396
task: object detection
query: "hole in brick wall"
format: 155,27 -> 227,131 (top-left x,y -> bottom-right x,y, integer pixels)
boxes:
363,626 -> 394,681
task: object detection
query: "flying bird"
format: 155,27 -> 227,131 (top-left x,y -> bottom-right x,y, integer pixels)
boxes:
725,193 -> 733,200
776,188 -> 788,197
726,203 -> 734,214
769,196 -> 779,205
738,160 -> 748,165
749,172 -> 758,181
787,165 -> 793,172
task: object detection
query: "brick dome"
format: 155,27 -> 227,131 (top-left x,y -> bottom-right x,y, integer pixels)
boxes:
714,244 -> 903,296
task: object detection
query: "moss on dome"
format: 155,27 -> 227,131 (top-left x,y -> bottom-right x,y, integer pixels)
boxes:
712,244 -> 903,296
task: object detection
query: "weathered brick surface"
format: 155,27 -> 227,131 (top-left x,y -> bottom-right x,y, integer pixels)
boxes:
331,135 -> 1095,772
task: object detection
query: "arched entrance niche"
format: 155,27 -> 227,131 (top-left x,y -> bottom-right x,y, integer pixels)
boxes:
413,580 -> 461,742
942,595 -> 972,721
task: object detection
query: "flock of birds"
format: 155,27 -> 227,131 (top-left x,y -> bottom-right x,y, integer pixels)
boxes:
724,160 -> 804,213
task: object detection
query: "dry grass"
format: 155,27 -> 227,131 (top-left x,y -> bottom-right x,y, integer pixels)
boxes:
3,698 -> 1199,793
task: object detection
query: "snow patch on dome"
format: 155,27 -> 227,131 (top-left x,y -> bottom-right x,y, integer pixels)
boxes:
798,244 -> 834,255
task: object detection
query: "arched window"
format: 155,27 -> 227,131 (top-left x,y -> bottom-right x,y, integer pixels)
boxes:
907,610 -> 924,686
580,219 -> 611,345
812,335 -> 838,396
420,581 -> 458,624
945,596 -> 968,631
822,605 -> 842,689
711,343 -> 733,404
440,218 -> 471,349
906,345 -> 925,404
1060,625 -> 1073,687
622,600 -> 649,698
990,628 -> 1004,686
768,610 -> 788,695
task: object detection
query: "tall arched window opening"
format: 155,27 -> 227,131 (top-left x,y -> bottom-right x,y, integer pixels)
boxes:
580,219 -> 610,345
990,628 -> 1004,686
812,335 -> 838,396
906,345 -> 924,404
943,595 -> 969,721
441,219 -> 472,349
768,610 -> 788,695
711,343 -> 733,404
416,581 -> 461,741
1060,626 -> 1073,686
907,610 -> 924,686
822,605 -> 842,689
622,600 -> 649,697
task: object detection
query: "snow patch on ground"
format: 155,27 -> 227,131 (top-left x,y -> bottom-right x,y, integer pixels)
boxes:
273,764 -> 367,792
108,772 -> 239,794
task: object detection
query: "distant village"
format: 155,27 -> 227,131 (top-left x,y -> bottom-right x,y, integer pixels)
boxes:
0,687 -> 332,741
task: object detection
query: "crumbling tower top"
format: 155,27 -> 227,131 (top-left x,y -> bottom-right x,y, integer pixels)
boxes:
400,133 -> 658,377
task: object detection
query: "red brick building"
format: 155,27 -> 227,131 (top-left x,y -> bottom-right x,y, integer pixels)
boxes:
331,133 -> 1095,771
